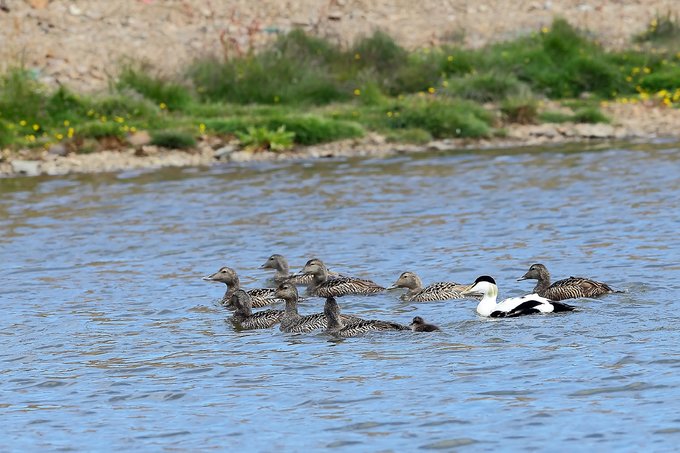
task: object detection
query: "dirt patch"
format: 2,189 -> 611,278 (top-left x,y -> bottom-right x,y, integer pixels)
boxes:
1,0 -> 676,91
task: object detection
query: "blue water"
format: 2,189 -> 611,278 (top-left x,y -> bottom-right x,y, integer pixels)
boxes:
2,143 -> 680,451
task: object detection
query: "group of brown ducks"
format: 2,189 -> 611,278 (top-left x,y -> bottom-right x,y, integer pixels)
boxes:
203,255 -> 620,337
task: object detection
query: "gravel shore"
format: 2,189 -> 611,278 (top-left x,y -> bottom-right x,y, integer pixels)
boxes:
3,101 -> 679,178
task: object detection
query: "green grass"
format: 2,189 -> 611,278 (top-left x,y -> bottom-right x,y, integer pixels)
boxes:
539,106 -> 609,124
2,17 -> 680,153
151,130 -> 197,149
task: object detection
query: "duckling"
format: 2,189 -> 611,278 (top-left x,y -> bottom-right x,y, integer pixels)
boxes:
518,263 -> 619,301
462,276 -> 576,317
324,297 -> 409,338
203,266 -> 282,308
275,282 -> 360,333
229,289 -> 283,330
388,271 -> 471,302
302,259 -> 384,297
409,316 -> 441,332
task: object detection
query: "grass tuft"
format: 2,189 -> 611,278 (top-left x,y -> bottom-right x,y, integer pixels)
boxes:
150,130 -> 197,149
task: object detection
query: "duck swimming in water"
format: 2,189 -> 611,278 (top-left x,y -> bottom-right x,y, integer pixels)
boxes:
462,276 -> 576,317
518,263 -> 619,301
203,266 -> 282,308
388,271 -> 472,302
260,255 -> 341,286
275,282 -> 361,333
324,297 -> 409,338
409,316 -> 441,332
303,259 -> 384,297
229,289 -> 284,330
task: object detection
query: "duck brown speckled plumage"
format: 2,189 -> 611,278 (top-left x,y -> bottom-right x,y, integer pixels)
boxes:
275,282 -> 361,333
203,266 -> 282,309
303,259 -> 384,297
324,297 -> 409,338
229,289 -> 284,330
389,271 -> 472,302
518,263 -> 619,301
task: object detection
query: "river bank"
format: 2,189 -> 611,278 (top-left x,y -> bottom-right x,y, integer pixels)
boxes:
2,101 -> 679,178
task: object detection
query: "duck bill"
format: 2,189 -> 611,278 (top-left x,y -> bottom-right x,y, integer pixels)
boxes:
517,272 -> 530,281
386,284 -> 399,290
202,272 -> 218,281
461,289 -> 483,298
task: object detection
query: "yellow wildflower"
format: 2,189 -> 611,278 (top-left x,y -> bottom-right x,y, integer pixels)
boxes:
353,89 -> 361,96
67,127 -> 75,138
56,133 -> 64,140
100,115 -> 107,122
19,120 -> 27,126
63,120 -> 70,127
199,123 -> 206,134
541,26 -> 549,34
447,55 -> 454,62
643,67 -> 651,74
32,124 -> 39,131
657,89 -> 669,98
427,87 -> 435,94
386,111 -> 393,118
354,53 -> 361,60
130,126 -> 137,133
114,116 -> 125,123
662,97 -> 672,107
441,80 -> 449,88
625,76 -> 632,82
159,102 -> 167,110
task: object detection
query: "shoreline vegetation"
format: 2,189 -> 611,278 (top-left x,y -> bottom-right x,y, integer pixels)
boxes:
2,17 -> 680,177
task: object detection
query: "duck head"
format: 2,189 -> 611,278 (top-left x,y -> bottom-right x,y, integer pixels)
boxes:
518,264 -> 549,282
260,254 -> 288,272
203,266 -> 238,285
388,271 -> 422,290
275,281 -> 299,301
461,275 -> 498,299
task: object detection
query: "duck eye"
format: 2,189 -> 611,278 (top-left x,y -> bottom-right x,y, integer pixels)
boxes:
221,270 -> 227,273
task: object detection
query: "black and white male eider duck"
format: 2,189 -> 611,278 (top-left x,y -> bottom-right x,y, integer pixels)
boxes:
324,297 -> 409,338
518,263 -> 619,301
229,289 -> 283,330
409,316 -> 441,332
462,276 -> 576,318
388,271 -> 472,302
275,282 -> 361,333
302,259 -> 384,297
203,266 -> 282,308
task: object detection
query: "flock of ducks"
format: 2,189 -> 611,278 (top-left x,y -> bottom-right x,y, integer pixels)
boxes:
203,255 -> 621,337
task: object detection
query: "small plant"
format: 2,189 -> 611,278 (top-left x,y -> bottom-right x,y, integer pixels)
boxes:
117,65 -> 192,110
150,130 -> 196,149
236,126 -> 295,152
572,107 -> 609,124
389,96 -> 493,138
445,72 -> 526,103
501,97 -> 538,124
635,12 -> 680,46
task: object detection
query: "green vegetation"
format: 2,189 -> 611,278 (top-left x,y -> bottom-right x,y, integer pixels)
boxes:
635,12 -> 680,48
1,17 -> 680,153
236,126 -> 295,151
151,130 -> 197,149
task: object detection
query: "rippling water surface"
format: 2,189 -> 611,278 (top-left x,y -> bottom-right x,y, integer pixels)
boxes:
2,143 -> 680,451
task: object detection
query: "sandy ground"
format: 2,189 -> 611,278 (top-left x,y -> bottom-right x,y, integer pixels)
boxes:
1,0 -> 677,90
1,0 -> 679,177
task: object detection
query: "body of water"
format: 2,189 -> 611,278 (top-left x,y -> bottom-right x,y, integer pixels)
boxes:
2,143 -> 680,451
